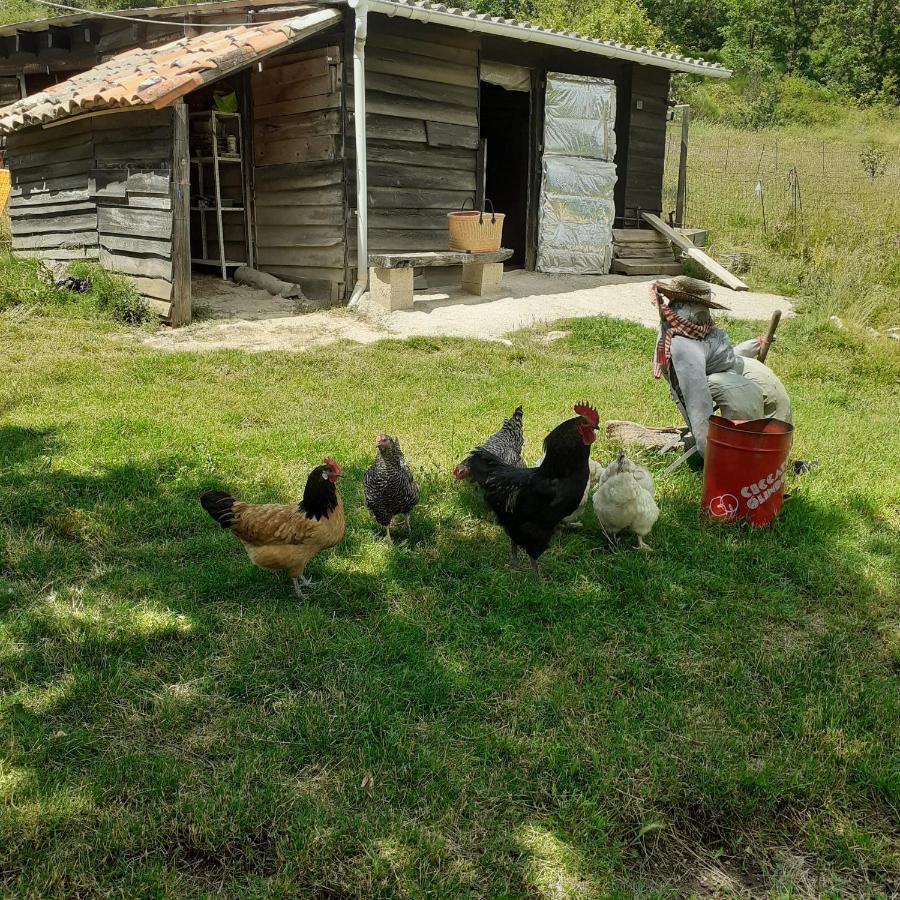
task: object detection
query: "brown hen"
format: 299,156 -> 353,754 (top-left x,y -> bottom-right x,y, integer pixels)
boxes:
200,458 -> 345,596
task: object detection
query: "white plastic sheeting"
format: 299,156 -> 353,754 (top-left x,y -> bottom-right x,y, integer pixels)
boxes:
537,73 -> 618,274
537,157 -> 616,273
480,60 -> 531,92
543,72 -> 616,160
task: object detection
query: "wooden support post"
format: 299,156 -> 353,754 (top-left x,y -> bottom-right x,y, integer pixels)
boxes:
675,105 -> 690,228
369,266 -> 414,311
169,101 -> 192,327
461,261 -> 503,296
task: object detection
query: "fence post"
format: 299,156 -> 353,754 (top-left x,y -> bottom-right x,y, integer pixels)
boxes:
675,105 -> 690,228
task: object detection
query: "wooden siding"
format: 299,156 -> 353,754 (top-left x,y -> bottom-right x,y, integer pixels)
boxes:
345,20 -> 479,272
251,41 -> 346,303
624,66 -> 669,225
7,120 -> 97,261
6,108 -> 176,312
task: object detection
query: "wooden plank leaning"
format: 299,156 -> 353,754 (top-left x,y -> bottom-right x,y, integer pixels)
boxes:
641,212 -> 748,291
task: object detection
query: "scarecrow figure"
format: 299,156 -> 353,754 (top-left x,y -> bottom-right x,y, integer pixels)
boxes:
651,276 -> 792,460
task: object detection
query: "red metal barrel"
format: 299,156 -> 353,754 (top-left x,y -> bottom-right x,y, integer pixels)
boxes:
702,417 -> 794,526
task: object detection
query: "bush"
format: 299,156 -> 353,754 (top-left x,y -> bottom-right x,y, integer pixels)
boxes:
67,262 -> 151,326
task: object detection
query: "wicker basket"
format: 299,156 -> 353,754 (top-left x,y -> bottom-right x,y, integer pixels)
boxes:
448,199 -> 505,252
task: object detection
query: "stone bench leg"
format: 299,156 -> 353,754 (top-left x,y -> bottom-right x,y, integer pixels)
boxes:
369,266 -> 414,311
461,261 -> 504,296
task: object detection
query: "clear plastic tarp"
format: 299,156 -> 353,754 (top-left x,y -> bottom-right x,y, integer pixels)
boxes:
543,72 -> 616,161
537,73 -> 617,274
537,157 -> 616,274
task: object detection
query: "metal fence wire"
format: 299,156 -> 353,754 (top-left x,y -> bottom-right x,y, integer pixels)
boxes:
662,107 -> 900,234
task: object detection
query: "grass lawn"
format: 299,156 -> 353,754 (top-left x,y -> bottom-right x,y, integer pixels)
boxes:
1,307 -> 898,897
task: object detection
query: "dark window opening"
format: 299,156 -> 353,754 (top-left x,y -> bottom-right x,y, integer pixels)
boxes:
479,81 -> 530,266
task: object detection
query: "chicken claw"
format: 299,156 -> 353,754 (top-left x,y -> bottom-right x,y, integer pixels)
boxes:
636,537 -> 653,552
292,574 -> 316,596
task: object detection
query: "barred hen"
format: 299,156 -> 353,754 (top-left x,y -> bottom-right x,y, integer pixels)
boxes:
200,458 -> 344,596
454,403 -> 599,578
363,433 -> 420,543
454,405 -> 524,483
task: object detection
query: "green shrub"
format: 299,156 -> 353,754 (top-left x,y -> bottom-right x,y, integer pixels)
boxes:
67,261 -> 151,326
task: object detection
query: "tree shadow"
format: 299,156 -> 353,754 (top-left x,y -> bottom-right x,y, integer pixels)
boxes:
0,429 -> 896,895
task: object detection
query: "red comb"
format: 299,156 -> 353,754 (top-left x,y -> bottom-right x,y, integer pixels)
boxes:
324,457 -> 341,476
573,401 -> 599,426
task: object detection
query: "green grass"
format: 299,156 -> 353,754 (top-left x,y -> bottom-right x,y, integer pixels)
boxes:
1,308 -> 898,896
664,118 -> 900,330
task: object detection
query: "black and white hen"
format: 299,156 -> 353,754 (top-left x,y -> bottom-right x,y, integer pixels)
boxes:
454,405 -> 524,480
364,433 -> 420,543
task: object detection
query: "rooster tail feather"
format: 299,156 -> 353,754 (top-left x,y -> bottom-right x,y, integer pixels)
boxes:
200,490 -> 237,529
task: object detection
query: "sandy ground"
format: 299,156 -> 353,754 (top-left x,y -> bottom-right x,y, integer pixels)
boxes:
144,271 -> 794,353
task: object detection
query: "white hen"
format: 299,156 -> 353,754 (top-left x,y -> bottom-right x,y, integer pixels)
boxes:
593,449 -> 659,550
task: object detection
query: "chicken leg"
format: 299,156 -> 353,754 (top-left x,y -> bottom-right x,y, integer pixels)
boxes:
292,574 -> 315,596
636,536 -> 653,552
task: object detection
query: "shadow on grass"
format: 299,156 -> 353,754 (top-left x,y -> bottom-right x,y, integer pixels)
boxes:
0,427 -> 897,895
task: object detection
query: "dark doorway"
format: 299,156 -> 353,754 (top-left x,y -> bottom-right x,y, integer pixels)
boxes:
479,82 -> 531,265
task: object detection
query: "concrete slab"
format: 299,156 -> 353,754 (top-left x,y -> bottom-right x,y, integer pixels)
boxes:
359,270 -> 793,341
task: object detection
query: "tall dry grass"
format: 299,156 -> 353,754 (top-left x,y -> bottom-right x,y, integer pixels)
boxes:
665,120 -> 900,329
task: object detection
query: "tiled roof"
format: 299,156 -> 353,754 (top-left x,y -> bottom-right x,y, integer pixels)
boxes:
0,7 -> 340,135
368,0 -> 730,77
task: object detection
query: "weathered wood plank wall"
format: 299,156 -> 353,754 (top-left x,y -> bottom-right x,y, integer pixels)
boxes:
624,66 -> 670,224
251,39 -> 346,303
93,109 -> 175,308
7,120 -> 98,262
345,18 -> 479,275
6,108 -> 177,313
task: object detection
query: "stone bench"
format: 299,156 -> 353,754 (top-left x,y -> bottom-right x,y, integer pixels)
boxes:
368,249 -> 514,312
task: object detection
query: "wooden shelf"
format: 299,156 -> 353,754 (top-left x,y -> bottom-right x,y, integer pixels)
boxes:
191,156 -> 242,163
191,258 -> 246,267
191,206 -> 245,212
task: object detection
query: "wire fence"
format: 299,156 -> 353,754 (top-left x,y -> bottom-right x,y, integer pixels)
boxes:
662,108 -> 900,239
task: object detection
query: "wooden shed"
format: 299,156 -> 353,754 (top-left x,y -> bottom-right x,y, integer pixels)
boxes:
0,0 -> 729,325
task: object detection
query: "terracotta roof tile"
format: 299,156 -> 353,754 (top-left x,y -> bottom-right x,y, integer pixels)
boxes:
0,7 -> 340,134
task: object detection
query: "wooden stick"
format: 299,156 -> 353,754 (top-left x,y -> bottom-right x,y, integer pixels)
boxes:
758,309 -> 781,364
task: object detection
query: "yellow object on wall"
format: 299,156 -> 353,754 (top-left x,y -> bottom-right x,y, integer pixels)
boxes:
0,168 -> 10,212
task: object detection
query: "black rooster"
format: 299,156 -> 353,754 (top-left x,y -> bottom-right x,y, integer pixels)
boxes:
364,433 -> 420,543
454,403 -> 599,578
454,405 -> 525,481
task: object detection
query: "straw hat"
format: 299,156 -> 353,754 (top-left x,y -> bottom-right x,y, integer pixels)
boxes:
654,276 -> 729,310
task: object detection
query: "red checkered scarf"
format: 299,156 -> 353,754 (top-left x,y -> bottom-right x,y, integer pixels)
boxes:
650,283 -> 714,379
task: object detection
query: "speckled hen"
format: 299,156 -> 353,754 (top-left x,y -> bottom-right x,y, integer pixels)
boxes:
363,434 -> 420,543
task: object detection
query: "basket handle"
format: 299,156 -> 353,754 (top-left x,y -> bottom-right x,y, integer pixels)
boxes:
459,196 -> 496,224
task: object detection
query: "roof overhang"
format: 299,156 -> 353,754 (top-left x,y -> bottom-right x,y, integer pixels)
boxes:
0,7 -> 342,135
0,0 -> 729,79
367,0 -> 731,78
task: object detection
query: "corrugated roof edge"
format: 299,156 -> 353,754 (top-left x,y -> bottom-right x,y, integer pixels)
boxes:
367,0 -> 731,78
0,0 -> 728,77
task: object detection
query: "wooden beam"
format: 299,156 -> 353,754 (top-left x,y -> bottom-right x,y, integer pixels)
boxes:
675,105 -> 690,227
169,101 -> 191,327
640,213 -> 748,291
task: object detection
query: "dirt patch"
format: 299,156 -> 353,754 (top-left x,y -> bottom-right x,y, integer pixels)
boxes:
145,271 -> 794,353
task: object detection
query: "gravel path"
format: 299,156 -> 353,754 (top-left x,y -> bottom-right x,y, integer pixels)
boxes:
145,271 -> 793,353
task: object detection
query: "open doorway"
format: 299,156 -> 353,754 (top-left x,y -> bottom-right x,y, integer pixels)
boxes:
479,81 -> 531,266
185,74 -> 252,279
